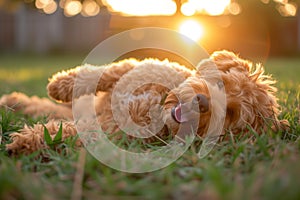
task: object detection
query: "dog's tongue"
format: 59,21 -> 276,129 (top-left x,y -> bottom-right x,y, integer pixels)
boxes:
171,103 -> 189,123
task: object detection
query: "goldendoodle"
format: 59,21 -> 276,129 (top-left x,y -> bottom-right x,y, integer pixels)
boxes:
0,50 -> 288,155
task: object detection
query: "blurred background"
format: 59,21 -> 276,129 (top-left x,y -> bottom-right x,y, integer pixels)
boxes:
0,0 -> 299,96
0,0 -> 299,58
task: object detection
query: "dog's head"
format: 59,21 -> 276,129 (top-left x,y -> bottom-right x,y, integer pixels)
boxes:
163,50 -> 279,138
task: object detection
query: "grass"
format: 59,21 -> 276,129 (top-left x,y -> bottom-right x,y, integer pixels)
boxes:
0,54 -> 299,199
0,53 -> 85,97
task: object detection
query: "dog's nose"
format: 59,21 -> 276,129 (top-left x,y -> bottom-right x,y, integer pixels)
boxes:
171,94 -> 209,123
191,94 -> 209,113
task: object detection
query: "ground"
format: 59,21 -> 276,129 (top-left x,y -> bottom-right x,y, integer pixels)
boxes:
0,53 -> 299,199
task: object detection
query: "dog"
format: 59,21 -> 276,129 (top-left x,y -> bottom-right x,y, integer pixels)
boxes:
0,50 -> 288,155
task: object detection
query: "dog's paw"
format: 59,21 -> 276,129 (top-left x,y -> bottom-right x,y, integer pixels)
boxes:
0,92 -> 31,112
47,67 -> 79,102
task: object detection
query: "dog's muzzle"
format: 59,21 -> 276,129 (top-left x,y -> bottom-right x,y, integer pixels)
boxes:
171,94 -> 209,123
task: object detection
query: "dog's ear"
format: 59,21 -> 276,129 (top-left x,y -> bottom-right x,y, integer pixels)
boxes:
211,50 -> 252,73
197,50 -> 252,74
225,98 -> 241,129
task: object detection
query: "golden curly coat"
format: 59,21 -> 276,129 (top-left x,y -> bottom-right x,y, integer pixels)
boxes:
0,50 -> 288,155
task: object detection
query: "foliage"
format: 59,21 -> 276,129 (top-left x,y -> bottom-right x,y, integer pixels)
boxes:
43,122 -> 63,148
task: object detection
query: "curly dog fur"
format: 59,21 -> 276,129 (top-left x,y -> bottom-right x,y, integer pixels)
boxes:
0,50 -> 288,155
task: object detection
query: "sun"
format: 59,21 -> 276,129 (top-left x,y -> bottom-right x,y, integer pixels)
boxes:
179,20 -> 204,42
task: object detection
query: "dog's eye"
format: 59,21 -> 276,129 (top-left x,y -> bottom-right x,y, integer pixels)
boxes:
192,96 -> 199,105
192,94 -> 209,113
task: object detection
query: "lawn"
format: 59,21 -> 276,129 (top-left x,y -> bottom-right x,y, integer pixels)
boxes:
0,54 -> 299,199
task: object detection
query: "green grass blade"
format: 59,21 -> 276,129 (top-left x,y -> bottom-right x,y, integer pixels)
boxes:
43,125 -> 53,146
52,122 -> 63,144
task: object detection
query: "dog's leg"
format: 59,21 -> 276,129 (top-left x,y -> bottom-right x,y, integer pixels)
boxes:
47,60 -> 136,102
6,120 -> 78,156
0,92 -> 72,120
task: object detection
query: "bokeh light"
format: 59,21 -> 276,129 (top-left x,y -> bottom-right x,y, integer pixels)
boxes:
35,0 -> 50,9
179,20 -> 204,42
228,2 -> 241,15
277,2 -> 297,16
64,0 -> 82,17
103,0 -> 177,16
30,0 -> 298,17
181,2 -> 196,16
43,0 -> 57,14
274,0 -> 289,4
35,0 -> 57,14
261,0 -> 270,4
82,0 -> 100,16
180,0 -> 232,16
203,0 -> 231,16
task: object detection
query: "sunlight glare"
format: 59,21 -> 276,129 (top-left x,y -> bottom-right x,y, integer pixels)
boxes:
103,0 -> 176,16
181,2 -> 196,16
187,0 -> 231,16
179,20 -> 204,42
203,0 -> 231,16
